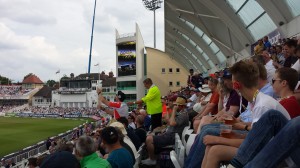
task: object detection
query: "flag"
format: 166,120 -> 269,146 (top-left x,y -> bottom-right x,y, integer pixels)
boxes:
94,63 -> 99,66
114,110 -> 120,120
56,70 -> 60,74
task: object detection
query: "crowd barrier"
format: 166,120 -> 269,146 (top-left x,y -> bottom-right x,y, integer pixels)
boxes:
0,122 -> 85,166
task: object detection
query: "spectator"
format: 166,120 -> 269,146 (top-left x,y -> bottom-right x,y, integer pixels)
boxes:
109,122 -> 138,158
127,114 -> 136,129
193,78 -> 219,133
97,90 -> 129,119
263,36 -> 271,51
141,96 -> 189,165
75,136 -> 110,168
139,109 -> 151,131
117,117 -> 141,150
27,158 -> 37,168
100,127 -> 134,168
261,50 -> 276,83
135,115 -> 147,143
254,39 -> 264,55
283,40 -> 298,68
291,45 -> 300,73
272,68 -> 300,118
40,151 -> 80,168
128,78 -> 162,131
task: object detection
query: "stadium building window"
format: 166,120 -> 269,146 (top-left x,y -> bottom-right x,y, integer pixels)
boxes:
176,81 -> 180,86
92,87 -> 96,90
169,68 -> 173,73
162,68 -> 165,73
117,81 -> 136,90
169,81 -> 173,87
176,68 -> 180,73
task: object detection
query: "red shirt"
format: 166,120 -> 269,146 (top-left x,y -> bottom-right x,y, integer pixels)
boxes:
280,96 -> 300,119
209,91 -> 219,115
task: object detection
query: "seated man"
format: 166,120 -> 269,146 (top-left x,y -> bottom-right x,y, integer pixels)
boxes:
193,78 -> 219,133
272,67 -> 300,118
185,61 -> 290,168
141,96 -> 189,166
199,61 -> 291,168
75,136 -> 111,168
100,127 -> 134,168
195,70 -> 247,134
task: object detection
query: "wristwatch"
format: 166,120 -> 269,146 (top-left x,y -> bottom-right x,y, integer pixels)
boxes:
244,125 -> 249,131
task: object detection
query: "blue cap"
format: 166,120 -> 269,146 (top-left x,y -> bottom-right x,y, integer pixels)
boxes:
223,70 -> 232,79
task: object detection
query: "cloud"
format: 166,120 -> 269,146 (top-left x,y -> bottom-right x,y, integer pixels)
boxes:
0,0 -> 165,83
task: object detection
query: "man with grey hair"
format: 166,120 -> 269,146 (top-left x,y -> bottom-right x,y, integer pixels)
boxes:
75,136 -> 111,168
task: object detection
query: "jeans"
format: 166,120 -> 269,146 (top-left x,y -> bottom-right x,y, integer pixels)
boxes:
184,123 -> 220,168
230,110 -> 290,168
245,116 -> 300,168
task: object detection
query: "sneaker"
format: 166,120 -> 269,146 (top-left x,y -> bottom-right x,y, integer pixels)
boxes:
141,158 -> 157,165
227,164 -> 235,168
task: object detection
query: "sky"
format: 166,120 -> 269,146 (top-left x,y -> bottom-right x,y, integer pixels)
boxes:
0,0 -> 164,83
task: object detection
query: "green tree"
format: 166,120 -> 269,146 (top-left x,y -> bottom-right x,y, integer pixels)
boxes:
0,75 -> 10,85
46,80 -> 56,87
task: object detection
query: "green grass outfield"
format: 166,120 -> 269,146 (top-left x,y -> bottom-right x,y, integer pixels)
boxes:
0,117 -> 86,157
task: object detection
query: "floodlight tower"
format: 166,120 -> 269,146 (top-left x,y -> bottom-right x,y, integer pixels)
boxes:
142,0 -> 162,48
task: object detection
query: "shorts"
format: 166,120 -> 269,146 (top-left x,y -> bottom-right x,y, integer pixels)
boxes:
153,133 -> 175,148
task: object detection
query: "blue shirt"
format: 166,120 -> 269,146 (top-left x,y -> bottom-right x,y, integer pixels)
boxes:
144,115 -> 151,131
260,83 -> 277,99
107,148 -> 134,168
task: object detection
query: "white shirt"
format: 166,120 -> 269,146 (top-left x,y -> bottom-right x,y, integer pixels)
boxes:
252,92 -> 290,124
187,93 -> 198,107
265,60 -> 276,84
124,136 -> 138,158
292,59 -> 300,73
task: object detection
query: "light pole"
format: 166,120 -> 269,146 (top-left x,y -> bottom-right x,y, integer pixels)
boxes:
88,0 -> 97,77
142,0 -> 162,49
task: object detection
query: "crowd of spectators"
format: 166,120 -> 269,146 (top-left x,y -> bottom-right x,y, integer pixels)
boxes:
0,85 -> 33,98
16,107 -> 100,115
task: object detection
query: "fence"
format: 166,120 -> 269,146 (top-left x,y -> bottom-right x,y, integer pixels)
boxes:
0,123 -> 84,167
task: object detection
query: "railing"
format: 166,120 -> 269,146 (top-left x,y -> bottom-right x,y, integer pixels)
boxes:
0,123 -> 84,166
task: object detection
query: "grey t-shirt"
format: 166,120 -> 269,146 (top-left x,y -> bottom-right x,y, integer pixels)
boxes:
166,109 -> 189,137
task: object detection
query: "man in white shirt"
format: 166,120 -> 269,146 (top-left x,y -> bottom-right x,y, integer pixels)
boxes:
262,50 -> 276,84
292,45 -> 300,73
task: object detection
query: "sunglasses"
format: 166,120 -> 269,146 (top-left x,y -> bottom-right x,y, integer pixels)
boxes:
272,79 -> 282,85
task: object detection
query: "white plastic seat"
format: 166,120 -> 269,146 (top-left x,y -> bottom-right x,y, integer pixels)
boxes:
170,150 -> 181,168
186,133 -> 197,155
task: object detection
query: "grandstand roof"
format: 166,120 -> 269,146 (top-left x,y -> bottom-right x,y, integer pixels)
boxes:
164,0 -> 300,72
22,74 -> 43,84
33,85 -> 54,98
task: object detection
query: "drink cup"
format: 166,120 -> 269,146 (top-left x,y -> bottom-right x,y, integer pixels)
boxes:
220,124 -> 232,138
224,116 -> 235,125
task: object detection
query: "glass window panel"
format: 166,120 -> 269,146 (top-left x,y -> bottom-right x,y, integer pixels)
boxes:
209,43 -> 219,54
208,60 -> 215,69
216,51 -> 226,63
202,52 -> 210,61
237,0 -> 264,26
185,20 -> 195,29
285,0 -> 300,17
194,27 -> 204,37
202,34 -> 212,45
226,0 -> 246,12
248,14 -> 277,40
196,46 -> 203,53
181,33 -> 190,41
189,39 -> 196,47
